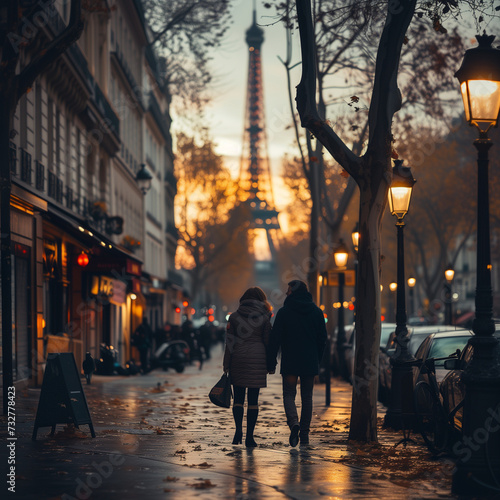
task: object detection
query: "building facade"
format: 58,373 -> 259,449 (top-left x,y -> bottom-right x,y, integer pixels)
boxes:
3,0 -> 179,386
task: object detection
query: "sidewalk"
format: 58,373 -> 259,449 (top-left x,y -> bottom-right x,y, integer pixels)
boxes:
3,354 -> 459,499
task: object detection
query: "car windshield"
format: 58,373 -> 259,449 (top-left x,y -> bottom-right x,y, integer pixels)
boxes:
428,336 -> 471,366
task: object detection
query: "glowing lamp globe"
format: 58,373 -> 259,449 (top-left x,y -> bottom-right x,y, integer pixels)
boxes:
351,223 -> 360,253
77,251 -> 89,267
455,35 -> 500,132
388,160 -> 416,221
333,239 -> 349,269
445,264 -> 455,282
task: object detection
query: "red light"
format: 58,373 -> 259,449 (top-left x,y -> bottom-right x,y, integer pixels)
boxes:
190,308 -> 196,315
77,251 -> 89,267
208,308 -> 214,315
348,304 -> 354,311
323,312 -> 327,318
182,300 -> 189,307
381,315 -> 385,322
175,307 -> 181,313
208,315 -> 214,322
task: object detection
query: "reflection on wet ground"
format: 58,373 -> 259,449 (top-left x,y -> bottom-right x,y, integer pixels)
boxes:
9,355 -> 456,499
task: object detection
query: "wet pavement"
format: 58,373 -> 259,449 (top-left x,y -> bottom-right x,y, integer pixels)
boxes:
2,347 -> 466,499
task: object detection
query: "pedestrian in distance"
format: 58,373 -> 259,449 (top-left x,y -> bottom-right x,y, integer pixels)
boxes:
223,286 -> 273,447
267,280 -> 327,447
82,352 -> 95,384
182,320 -> 204,370
132,317 -> 152,374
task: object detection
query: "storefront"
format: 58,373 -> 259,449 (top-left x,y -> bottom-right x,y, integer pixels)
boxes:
1,185 -> 47,386
85,248 -> 144,366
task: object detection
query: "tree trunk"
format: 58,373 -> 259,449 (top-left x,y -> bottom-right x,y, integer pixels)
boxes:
307,161 -> 320,303
348,164 -> 387,441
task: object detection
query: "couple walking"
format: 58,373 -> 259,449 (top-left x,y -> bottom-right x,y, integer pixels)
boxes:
222,280 -> 327,448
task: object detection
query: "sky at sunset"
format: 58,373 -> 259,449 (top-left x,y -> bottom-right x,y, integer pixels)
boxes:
206,0 -> 302,213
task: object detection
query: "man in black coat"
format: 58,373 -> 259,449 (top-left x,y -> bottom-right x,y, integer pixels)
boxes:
267,280 -> 327,447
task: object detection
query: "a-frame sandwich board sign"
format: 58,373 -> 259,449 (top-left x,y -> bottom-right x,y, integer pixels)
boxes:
32,352 -> 95,440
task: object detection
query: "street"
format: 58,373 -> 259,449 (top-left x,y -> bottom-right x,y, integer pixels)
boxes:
4,349 -> 459,499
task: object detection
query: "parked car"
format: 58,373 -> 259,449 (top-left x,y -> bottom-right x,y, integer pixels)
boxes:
378,325 -> 464,405
412,329 -> 473,386
319,323 -> 354,382
343,322 -> 396,388
151,340 -> 190,372
440,332 -> 500,433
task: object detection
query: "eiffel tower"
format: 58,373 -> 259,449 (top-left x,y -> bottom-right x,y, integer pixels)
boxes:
239,4 -> 281,294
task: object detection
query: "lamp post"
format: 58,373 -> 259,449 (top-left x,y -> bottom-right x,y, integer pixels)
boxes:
389,281 -> 397,323
407,277 -> 416,320
136,163 -> 153,195
351,223 -> 359,323
452,34 -> 500,493
384,159 -> 416,429
320,272 -> 332,406
444,264 -> 455,326
334,239 -> 349,381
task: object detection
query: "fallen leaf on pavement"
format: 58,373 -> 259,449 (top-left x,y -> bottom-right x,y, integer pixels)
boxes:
190,462 -> 213,468
190,479 -> 216,489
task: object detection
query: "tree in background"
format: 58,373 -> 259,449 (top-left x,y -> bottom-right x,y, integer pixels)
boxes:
292,0 -> 498,441
269,0 -> 467,303
143,0 -> 231,113
175,131 -> 253,305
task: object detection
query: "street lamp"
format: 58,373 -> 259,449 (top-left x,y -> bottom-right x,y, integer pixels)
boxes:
389,281 -> 397,322
444,264 -> 455,326
351,223 -> 359,253
351,223 -> 359,321
384,159 -> 416,430
452,34 -> 500,493
334,239 -> 349,381
407,277 -> 416,320
136,163 -> 153,195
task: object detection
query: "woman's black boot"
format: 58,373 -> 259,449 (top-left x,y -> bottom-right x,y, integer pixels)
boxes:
232,404 -> 244,444
245,406 -> 258,447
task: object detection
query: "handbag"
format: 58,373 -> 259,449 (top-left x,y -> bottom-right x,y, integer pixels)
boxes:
209,373 -> 232,408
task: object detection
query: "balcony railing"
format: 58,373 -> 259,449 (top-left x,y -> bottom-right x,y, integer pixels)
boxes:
148,91 -> 170,140
112,45 -> 144,109
93,80 -> 120,138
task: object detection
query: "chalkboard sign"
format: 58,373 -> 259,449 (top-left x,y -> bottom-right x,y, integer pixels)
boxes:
32,353 -> 95,440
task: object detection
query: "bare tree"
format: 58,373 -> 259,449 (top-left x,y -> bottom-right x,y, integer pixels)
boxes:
143,0 -> 231,112
175,131 -> 253,303
294,0 -> 498,441
271,0 -> 467,305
